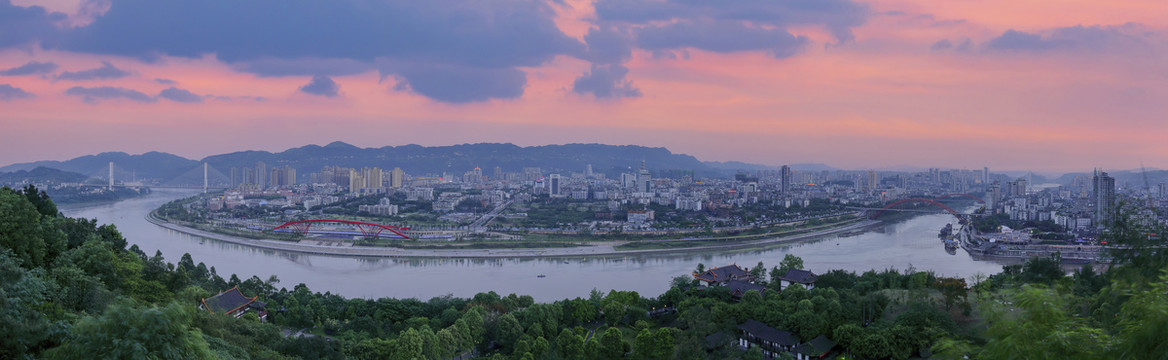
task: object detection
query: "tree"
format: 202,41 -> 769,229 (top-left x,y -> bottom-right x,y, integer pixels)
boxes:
44,302 -> 213,360
555,328 -> 584,360
750,261 -> 766,282
599,327 -> 626,360
778,254 -> 804,274
634,329 -> 656,360
0,189 -> 64,268
602,301 -> 627,325
495,313 -> 524,352
0,249 -> 55,359
20,185 -> 57,218
979,285 -> 1112,359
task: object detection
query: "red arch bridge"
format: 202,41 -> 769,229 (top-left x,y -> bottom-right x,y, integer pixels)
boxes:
851,194 -> 985,221
267,220 -> 411,240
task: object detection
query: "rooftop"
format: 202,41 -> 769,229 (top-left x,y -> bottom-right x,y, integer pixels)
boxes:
779,269 -> 818,284
201,286 -> 257,315
738,320 -> 800,347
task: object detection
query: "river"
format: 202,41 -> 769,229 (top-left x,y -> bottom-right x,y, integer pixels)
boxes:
62,189 -> 1010,302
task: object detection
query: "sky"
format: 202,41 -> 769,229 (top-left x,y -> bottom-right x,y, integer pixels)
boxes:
0,0 -> 1165,173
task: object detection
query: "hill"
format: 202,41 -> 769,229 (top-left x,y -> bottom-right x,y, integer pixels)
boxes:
0,166 -> 92,184
202,142 -> 725,178
0,151 -> 198,181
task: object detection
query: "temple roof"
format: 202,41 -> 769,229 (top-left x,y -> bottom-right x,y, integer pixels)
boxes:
693,264 -> 750,283
202,286 -> 257,315
779,269 -> 818,284
726,280 -> 767,297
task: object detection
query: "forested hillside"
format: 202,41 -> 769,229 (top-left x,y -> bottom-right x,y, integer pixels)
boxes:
1,186 -> 1166,359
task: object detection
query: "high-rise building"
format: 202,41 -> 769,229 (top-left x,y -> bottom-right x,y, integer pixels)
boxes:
283,166 -> 296,186
349,169 -> 364,194
866,170 -> 878,192
363,167 -> 383,189
983,167 -> 989,184
549,174 -> 562,196
1093,169 -> 1116,226
255,162 -> 267,188
780,165 -> 791,194
585,164 -> 593,178
637,161 -> 652,193
391,167 -> 404,188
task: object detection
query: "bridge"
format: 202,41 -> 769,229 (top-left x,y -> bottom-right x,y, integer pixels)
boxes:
267,219 -> 412,240
853,194 -> 986,222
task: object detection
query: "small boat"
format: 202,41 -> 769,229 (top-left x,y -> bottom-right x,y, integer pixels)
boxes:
537,274 -> 547,278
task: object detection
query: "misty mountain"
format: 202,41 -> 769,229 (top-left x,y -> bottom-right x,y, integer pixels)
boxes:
0,167 -> 92,184
0,152 -> 199,181
202,142 -> 722,179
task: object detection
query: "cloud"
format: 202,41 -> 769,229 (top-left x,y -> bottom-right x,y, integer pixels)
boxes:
636,20 -> 808,58
234,57 -> 375,77
573,64 -> 641,99
154,78 -> 176,85
579,0 -> 867,99
0,1 -> 65,49
582,27 -> 633,65
0,0 -> 582,103
385,63 -> 526,103
593,0 -> 869,44
299,75 -> 339,97
56,61 -> 130,81
65,86 -> 155,103
0,84 -> 34,100
0,61 -> 58,76
158,86 -> 203,103
987,24 -> 1150,52
930,39 -> 953,51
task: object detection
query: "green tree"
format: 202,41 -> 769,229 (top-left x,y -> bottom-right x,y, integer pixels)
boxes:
555,328 -> 584,360
45,302 -> 213,360
0,189 -> 64,268
979,285 -> 1112,359
634,329 -> 656,359
602,301 -> 627,325
0,249 -> 56,359
495,313 -> 524,352
599,327 -> 626,360
778,254 -> 804,274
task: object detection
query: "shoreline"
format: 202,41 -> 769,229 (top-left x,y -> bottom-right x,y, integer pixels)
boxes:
146,211 -> 883,259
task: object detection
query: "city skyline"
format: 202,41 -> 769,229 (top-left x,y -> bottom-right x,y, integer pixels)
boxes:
2,0 -> 1166,171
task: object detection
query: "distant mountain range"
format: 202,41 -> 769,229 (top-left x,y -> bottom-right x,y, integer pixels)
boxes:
1,142 -> 795,183
0,167 -> 92,184
0,152 -> 198,181
203,142 -> 726,178
8,143 -> 1155,187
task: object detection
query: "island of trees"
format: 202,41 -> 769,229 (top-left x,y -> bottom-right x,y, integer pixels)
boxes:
2,185 -> 1166,359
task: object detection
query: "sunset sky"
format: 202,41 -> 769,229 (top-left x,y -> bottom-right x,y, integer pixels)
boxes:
1,0 -> 1165,173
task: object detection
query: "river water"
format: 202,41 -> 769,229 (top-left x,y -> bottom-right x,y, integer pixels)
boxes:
62,189 -> 1010,302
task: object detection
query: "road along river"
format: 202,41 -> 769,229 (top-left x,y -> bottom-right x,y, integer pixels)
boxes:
63,189 -> 1010,302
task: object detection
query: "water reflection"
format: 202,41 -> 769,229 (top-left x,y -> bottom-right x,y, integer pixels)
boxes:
63,189 -> 1012,302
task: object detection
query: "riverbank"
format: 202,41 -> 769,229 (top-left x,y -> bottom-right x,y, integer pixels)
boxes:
146,210 -> 882,259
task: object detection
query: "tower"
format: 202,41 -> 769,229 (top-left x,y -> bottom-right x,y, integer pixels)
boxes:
549,174 -> 562,196
780,165 -> 791,194
203,163 -> 208,193
108,161 -> 114,190
637,161 -> 651,193
1093,169 -> 1115,227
